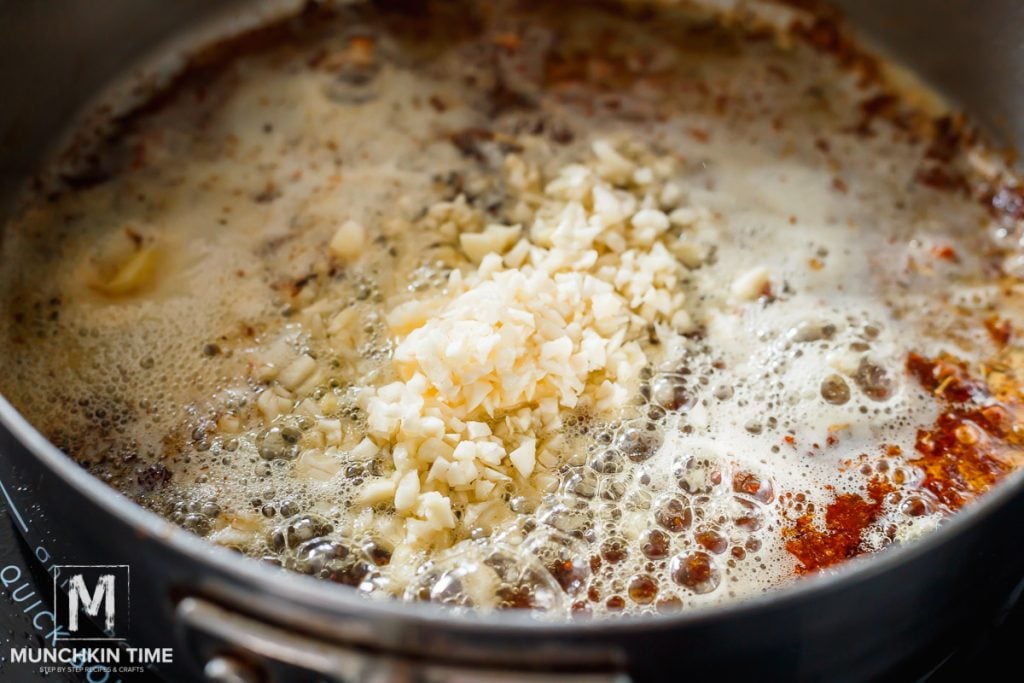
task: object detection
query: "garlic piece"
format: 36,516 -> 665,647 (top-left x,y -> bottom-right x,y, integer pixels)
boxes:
730,265 -> 771,302
92,246 -> 160,296
509,437 -> 536,478
357,479 -> 396,506
459,224 -> 521,263
329,219 -> 367,261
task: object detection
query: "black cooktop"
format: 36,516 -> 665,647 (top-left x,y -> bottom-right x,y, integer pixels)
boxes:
0,503 -> 1018,682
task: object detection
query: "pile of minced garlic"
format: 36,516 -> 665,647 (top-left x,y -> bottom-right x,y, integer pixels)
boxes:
252,139 -> 711,549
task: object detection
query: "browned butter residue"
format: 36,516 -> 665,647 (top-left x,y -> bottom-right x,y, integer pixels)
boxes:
785,349 -> 1024,573
784,477 -> 892,574
906,352 -> 1024,510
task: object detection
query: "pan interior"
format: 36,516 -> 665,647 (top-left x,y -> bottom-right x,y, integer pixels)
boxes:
1,0 -> 1024,619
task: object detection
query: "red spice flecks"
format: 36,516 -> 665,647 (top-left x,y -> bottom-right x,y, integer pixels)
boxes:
733,470 -> 775,504
912,410 -> 1012,509
784,478 -> 892,574
915,166 -> 968,194
984,316 -> 1013,348
906,353 -> 986,403
929,244 -> 958,263
906,353 -> 1021,510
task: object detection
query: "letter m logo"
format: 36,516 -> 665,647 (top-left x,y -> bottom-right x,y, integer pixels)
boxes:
68,574 -> 115,632
54,565 -> 130,640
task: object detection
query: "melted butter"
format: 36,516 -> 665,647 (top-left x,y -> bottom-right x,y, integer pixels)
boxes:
1,0 -> 1022,616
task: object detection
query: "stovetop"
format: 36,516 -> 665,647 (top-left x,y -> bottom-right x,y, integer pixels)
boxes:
0,502 -> 1018,682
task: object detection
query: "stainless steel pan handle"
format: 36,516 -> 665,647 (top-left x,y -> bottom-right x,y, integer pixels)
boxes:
177,597 -> 633,683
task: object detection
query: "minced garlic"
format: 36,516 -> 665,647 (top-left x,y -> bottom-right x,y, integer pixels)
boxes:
224,136 -> 713,550
346,139 -> 702,546
329,219 -> 367,261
